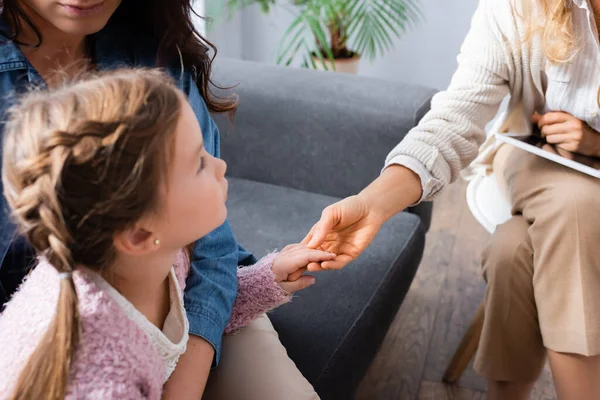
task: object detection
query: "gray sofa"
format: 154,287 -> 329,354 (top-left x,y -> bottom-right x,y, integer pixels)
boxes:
213,59 -> 436,400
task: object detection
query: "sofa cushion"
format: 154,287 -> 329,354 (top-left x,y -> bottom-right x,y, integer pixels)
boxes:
226,177 -> 426,399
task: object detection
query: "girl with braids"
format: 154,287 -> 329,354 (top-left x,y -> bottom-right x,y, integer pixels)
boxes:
0,69 -> 334,399
0,1 -> 322,398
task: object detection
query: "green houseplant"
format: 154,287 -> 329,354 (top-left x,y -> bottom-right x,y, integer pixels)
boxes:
210,0 -> 422,73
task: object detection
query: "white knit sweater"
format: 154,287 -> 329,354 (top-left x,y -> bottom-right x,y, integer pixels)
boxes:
385,0 -> 553,201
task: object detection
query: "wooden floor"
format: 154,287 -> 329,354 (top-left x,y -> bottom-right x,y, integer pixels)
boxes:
354,180 -> 557,400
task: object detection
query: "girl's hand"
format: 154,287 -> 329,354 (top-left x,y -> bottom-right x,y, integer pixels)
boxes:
532,112 -> 600,157
272,244 -> 336,293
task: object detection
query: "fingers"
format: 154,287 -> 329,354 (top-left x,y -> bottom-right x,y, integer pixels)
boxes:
540,121 -> 570,137
281,243 -> 304,253
545,133 -> 571,144
307,206 -> 338,248
319,254 -> 355,270
554,145 -> 576,159
536,111 -> 571,128
297,248 -> 336,264
541,143 -> 559,155
274,244 -> 336,275
282,243 -> 326,256
307,262 -> 325,272
308,254 -> 354,271
277,249 -> 335,275
279,275 -> 315,293
287,266 -> 307,282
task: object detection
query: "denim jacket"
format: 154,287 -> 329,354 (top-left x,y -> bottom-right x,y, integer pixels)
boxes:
0,18 -> 255,364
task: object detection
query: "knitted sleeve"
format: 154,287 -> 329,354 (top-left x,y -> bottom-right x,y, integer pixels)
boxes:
224,253 -> 291,334
384,0 -> 517,200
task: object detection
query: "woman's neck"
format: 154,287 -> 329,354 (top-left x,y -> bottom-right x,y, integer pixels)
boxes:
13,4 -> 90,87
103,251 -> 179,330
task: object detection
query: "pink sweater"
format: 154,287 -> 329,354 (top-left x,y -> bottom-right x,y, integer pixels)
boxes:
0,252 -> 290,399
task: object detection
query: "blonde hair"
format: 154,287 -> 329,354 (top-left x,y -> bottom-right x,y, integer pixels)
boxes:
3,69 -> 182,400
519,0 -> 577,63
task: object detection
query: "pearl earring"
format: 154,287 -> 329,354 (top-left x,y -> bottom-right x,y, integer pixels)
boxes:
154,239 -> 160,246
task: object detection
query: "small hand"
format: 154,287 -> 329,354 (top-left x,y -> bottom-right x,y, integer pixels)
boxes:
272,244 -> 336,293
532,111 -> 600,157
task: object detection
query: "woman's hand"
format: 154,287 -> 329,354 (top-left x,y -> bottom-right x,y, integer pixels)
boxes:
302,165 -> 423,272
272,244 -> 336,293
301,195 -> 385,271
532,112 -> 600,157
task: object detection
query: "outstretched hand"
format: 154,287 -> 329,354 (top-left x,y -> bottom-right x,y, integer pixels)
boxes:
301,194 -> 385,272
299,165 -> 423,274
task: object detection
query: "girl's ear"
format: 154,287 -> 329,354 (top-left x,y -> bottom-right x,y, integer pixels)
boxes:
113,224 -> 157,256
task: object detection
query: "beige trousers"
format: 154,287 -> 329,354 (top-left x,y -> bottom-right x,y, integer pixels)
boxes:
474,144 -> 600,382
203,314 -> 320,400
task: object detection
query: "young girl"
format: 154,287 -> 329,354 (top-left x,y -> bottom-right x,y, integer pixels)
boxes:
0,68 -> 335,399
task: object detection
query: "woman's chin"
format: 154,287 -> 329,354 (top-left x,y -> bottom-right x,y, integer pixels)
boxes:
54,19 -> 111,37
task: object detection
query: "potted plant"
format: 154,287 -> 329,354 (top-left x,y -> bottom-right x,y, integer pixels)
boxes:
210,0 -> 422,74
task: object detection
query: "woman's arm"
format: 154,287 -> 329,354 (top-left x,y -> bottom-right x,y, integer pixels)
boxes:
385,0 -> 514,200
305,0 -> 517,269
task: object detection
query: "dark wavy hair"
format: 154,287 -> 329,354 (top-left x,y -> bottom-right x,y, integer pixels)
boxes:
0,0 -> 236,114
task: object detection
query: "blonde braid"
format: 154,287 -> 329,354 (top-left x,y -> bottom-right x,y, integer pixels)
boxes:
7,128 -> 81,271
3,69 -> 182,400
7,114 -> 135,400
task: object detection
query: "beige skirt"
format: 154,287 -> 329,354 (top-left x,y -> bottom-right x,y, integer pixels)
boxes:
474,143 -> 600,381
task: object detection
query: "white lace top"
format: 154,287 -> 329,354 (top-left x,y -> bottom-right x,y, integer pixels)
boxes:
89,268 -> 189,382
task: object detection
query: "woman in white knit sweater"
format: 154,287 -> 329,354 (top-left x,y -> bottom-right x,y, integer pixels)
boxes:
305,0 -> 600,399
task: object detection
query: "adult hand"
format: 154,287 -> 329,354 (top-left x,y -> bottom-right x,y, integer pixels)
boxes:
541,142 -> 576,160
532,111 -> 600,157
302,165 -> 423,272
301,195 -> 385,271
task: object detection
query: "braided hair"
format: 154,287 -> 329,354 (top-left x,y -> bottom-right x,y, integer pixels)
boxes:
2,68 -> 182,400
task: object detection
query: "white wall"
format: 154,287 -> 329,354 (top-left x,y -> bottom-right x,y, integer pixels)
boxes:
207,0 -> 479,90
206,11 -> 244,59
192,0 -> 206,35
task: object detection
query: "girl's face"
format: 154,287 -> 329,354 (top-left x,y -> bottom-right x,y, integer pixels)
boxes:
18,0 -> 121,37
149,98 -> 229,252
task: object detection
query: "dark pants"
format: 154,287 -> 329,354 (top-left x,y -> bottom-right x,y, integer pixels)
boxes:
0,236 -> 35,308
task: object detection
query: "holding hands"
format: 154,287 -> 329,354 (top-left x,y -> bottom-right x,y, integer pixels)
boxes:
300,166 -> 422,272
272,244 -> 336,293
301,195 -> 386,272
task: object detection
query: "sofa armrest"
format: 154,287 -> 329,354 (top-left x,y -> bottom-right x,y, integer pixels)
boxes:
212,58 -> 436,227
